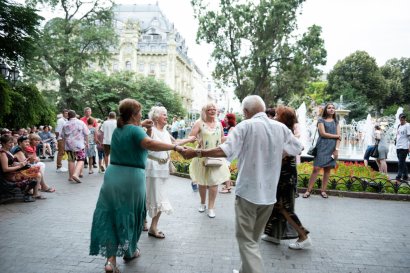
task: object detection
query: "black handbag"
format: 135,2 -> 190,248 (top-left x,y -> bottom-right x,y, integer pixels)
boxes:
370,144 -> 379,158
307,126 -> 318,157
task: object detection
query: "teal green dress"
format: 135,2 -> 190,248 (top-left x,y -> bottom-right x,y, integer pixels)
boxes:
90,125 -> 148,258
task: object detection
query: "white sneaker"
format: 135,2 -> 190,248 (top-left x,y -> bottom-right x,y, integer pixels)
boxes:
261,234 -> 280,244
288,236 -> 312,250
233,270 -> 239,273
198,204 -> 206,213
56,167 -> 68,173
207,209 -> 215,218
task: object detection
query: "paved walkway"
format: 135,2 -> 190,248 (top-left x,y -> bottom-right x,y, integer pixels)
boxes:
0,160 -> 409,273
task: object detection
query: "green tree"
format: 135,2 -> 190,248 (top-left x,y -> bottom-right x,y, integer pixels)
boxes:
0,77 -> 12,124
0,0 -> 43,62
1,84 -> 55,128
380,58 -> 410,109
325,51 -> 387,120
24,0 -> 117,109
74,71 -> 186,119
192,0 -> 326,103
287,81 -> 329,109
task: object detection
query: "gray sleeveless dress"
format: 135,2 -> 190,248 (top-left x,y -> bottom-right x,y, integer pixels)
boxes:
314,118 -> 337,168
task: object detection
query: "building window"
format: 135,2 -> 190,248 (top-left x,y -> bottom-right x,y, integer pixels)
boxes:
150,63 -> 155,73
160,62 -> 166,72
139,62 -> 144,72
113,61 -> 119,72
125,61 -> 132,70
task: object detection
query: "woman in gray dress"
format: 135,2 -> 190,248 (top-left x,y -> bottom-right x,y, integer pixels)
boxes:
374,125 -> 389,174
303,103 -> 341,198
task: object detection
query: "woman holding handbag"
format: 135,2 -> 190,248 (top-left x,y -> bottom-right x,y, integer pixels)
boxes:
303,103 -> 341,198
189,103 -> 231,218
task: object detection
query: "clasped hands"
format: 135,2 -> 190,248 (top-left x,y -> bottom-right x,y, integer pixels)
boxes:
174,146 -> 197,160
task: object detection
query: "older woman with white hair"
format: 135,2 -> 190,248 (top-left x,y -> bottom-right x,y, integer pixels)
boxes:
145,106 -> 194,238
188,103 -> 231,218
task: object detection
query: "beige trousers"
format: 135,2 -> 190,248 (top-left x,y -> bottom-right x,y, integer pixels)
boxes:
56,139 -> 65,169
235,196 -> 274,273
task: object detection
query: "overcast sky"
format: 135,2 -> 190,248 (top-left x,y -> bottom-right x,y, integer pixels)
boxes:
25,0 -> 410,76
115,0 -> 410,76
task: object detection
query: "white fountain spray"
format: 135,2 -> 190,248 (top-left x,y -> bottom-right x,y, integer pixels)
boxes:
296,102 -> 309,152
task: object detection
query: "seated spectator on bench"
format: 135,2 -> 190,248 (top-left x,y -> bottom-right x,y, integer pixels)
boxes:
25,134 -> 56,193
38,126 -> 54,159
0,135 -> 39,202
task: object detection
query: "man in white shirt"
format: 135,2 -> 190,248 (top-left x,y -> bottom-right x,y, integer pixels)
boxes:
396,113 -> 410,181
171,116 -> 179,139
55,109 -> 68,172
182,95 -> 303,273
178,116 -> 186,139
101,112 -> 117,167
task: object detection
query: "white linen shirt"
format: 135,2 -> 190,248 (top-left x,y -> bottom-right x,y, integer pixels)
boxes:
101,119 -> 117,145
55,117 -> 67,140
219,112 -> 303,205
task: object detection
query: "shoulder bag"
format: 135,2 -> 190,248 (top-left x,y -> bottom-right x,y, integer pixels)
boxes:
307,126 -> 318,157
204,157 -> 224,167
370,140 -> 379,158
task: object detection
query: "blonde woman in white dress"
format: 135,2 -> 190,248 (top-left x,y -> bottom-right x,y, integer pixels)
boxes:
189,103 -> 231,218
145,106 -> 194,238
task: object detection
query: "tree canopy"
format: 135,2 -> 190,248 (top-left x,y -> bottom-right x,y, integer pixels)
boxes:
72,71 -> 187,119
0,0 -> 43,62
192,0 -> 326,104
24,0 -> 117,109
325,51 -> 387,120
0,83 -> 55,129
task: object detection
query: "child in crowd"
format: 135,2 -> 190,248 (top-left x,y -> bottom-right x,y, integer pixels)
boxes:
86,118 -> 98,174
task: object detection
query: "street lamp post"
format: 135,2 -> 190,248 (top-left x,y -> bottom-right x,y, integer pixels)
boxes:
8,66 -> 20,84
0,61 -> 20,85
0,62 -> 10,79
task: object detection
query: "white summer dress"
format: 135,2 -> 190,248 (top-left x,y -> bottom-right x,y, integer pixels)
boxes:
145,127 -> 173,218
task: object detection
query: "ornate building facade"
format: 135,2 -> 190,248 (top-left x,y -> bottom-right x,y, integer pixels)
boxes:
106,3 -> 210,111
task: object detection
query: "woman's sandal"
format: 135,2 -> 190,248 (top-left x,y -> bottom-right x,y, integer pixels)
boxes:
302,191 -> 311,198
148,230 -> 165,239
41,187 -> 55,193
219,187 -> 231,194
104,261 -> 120,273
320,191 -> 329,198
123,248 -> 141,262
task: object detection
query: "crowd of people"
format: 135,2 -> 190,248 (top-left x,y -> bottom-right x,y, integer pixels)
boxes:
1,96 -> 409,273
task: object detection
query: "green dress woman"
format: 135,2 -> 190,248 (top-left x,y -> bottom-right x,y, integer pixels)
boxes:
89,99 -> 185,273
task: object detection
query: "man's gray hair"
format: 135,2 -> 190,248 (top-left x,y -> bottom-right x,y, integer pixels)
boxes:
148,106 -> 167,121
242,95 -> 266,114
108,111 -> 116,119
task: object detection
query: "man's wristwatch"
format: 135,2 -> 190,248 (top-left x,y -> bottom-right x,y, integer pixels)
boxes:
173,144 -> 178,151
195,149 -> 202,158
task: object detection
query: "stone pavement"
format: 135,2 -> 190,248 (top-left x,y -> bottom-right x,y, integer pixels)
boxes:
0,160 -> 410,273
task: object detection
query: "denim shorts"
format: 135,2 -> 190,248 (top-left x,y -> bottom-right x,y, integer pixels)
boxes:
97,149 -> 104,161
363,145 -> 375,160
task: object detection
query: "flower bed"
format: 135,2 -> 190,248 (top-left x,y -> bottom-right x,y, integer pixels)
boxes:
171,152 -> 409,195
297,161 -> 410,194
